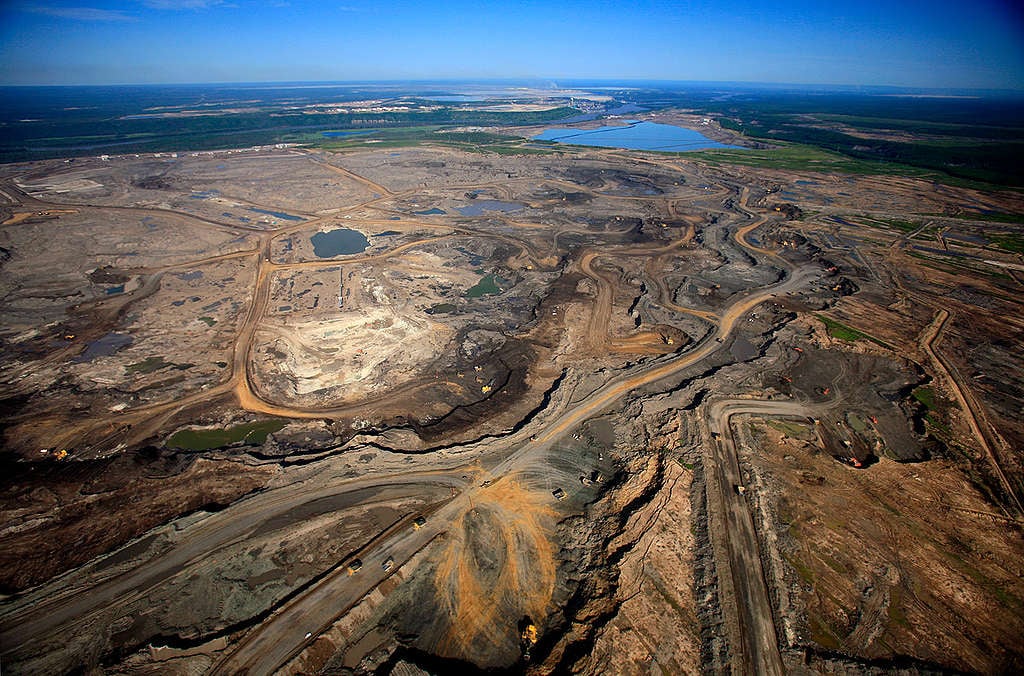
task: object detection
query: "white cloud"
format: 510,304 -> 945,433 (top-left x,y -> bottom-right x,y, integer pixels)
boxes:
24,5 -> 136,21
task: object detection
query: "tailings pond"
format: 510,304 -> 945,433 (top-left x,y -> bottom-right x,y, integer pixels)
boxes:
533,121 -> 741,152
311,228 -> 370,258
456,200 -> 524,216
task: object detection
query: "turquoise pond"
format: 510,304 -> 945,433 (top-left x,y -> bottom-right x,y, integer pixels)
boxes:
533,121 -> 742,152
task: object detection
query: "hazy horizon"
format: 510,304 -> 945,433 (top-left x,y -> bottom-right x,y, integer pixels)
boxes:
2,78 -> 1023,96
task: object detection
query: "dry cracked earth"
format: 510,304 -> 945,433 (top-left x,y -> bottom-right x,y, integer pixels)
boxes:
1,126 -> 1023,675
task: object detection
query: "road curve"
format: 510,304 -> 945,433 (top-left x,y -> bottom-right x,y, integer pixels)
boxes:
1,151 -> 814,674
528,264 -> 810,453
705,398 -> 814,676
214,230 -> 811,674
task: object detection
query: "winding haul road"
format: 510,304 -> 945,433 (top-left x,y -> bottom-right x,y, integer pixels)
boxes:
1,149 -> 808,674
213,210 -> 809,674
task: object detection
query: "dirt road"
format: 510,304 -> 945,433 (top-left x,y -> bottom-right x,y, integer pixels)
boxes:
212,232 -> 810,674
213,180 -> 810,673
919,310 -> 1022,513
705,398 -> 816,675
0,471 -> 463,659
1,148 -> 813,673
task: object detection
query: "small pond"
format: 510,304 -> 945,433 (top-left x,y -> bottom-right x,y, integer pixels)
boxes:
250,207 -> 304,222
73,332 -> 133,363
465,273 -> 503,298
456,200 -> 524,216
311,228 -> 370,257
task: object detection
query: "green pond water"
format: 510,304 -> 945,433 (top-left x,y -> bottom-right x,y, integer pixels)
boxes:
465,273 -> 502,298
166,420 -> 287,450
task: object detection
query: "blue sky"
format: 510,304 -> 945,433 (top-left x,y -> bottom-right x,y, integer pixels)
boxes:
1,0 -> 1022,88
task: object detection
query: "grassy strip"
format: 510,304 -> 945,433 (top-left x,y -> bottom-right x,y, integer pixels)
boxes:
903,250 -> 1015,284
815,314 -> 868,341
874,218 -> 926,233
814,314 -> 892,349
937,211 -> 1024,225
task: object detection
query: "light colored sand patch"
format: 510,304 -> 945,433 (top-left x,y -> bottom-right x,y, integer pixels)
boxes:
257,307 -> 452,398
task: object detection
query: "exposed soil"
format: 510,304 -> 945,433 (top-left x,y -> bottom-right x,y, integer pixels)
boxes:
2,126 -> 1023,675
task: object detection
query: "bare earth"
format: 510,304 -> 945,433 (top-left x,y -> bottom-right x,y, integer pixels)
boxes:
1,124 -> 1023,674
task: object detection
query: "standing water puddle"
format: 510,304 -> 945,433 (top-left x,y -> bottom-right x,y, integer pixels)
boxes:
456,200 -> 524,216
74,332 -> 133,363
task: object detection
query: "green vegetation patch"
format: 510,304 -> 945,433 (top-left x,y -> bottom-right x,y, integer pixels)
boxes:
675,457 -> 695,470
465,273 -> 503,298
126,356 -> 171,374
913,386 -> 955,434
819,553 -> 850,575
989,233 -> 1024,254
815,314 -> 868,341
126,356 -> 193,374
783,552 -> 816,584
846,412 -> 867,434
166,419 -> 287,451
197,316 -> 216,326
808,613 -> 842,651
940,549 -> 1024,612
814,314 -> 892,349
877,218 -> 925,233
888,586 -> 910,629
925,412 -> 951,434
912,386 -> 936,410
767,419 -> 815,440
